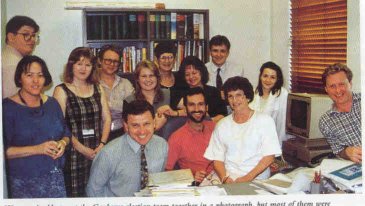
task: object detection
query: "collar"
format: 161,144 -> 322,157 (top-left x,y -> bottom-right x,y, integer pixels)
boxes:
329,92 -> 358,114
213,61 -> 228,73
100,74 -> 121,90
185,120 -> 208,134
126,134 -> 149,153
6,45 -> 24,59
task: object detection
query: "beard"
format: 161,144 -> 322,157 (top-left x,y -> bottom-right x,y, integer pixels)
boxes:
187,111 -> 206,123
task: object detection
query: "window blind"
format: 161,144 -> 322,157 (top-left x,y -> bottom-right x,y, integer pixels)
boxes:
290,0 -> 347,93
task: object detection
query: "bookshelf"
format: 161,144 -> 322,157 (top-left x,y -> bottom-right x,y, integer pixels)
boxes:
82,9 -> 209,73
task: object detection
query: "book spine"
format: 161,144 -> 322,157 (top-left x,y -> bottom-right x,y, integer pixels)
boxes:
131,46 -> 136,72
150,41 -> 155,61
115,16 -> 120,39
142,47 -> 147,60
100,15 -> 108,40
122,14 -> 128,39
160,14 -> 166,39
170,12 -> 177,39
137,13 -> 146,39
186,14 -> 193,39
176,14 -> 185,39
199,14 -> 204,39
193,13 -> 200,40
128,14 -> 137,39
86,15 -> 93,40
149,14 -> 156,39
155,14 -> 160,39
165,14 -> 171,39
108,15 -> 116,39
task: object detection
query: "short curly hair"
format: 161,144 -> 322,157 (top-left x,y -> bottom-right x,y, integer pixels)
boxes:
322,63 -> 353,86
223,76 -> 254,103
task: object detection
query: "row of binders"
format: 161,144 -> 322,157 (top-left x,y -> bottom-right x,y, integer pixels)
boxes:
86,12 -> 205,40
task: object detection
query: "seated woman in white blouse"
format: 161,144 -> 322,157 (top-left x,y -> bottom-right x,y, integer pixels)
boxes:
249,61 -> 293,146
204,76 -> 281,183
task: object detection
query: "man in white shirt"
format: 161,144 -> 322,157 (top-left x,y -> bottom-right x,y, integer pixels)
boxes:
2,15 -> 39,98
205,35 -> 244,90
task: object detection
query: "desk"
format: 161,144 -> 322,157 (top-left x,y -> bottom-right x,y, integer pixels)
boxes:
219,182 -> 263,195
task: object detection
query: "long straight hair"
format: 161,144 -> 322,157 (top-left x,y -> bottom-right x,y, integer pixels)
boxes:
134,60 -> 164,102
255,61 -> 283,97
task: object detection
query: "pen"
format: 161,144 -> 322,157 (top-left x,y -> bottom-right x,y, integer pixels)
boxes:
314,170 -> 321,183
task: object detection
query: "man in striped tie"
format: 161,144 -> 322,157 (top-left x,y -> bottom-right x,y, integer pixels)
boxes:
86,100 -> 168,197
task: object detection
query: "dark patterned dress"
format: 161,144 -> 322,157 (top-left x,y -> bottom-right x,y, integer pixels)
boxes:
60,83 -> 102,197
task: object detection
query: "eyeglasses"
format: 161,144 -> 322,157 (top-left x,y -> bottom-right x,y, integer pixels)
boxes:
139,74 -> 156,79
159,56 -> 174,61
16,33 -> 39,42
102,58 -> 121,66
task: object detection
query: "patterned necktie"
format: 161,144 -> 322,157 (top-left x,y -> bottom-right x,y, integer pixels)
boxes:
216,68 -> 223,91
140,145 -> 148,189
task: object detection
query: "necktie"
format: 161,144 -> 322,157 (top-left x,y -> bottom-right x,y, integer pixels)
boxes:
140,145 -> 148,189
216,68 -> 223,91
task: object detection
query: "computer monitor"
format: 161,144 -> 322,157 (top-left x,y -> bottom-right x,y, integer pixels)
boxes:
286,93 -> 333,139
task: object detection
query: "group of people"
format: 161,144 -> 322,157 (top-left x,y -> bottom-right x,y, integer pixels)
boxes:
2,15 -> 361,198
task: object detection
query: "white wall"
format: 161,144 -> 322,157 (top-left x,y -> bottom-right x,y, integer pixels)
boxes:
2,0 -> 361,93
2,0 -> 271,95
271,0 -> 361,92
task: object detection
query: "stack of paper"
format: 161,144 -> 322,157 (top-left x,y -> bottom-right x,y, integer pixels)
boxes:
252,173 -> 292,195
196,186 -> 227,196
150,187 -> 197,197
148,169 -> 194,187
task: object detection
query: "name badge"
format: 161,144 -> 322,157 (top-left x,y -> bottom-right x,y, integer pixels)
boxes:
82,129 -> 95,139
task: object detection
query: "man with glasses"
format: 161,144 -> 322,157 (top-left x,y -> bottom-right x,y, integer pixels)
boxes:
165,87 -> 215,185
98,45 -> 134,142
2,15 -> 39,98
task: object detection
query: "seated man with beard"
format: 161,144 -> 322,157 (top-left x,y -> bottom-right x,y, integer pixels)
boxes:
166,87 -> 215,184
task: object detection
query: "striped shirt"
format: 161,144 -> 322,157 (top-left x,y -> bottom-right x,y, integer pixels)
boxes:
319,93 -> 361,154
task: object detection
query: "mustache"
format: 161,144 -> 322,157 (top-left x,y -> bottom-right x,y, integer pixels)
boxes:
191,111 -> 204,114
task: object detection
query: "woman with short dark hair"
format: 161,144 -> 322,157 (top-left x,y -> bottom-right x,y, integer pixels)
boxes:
3,55 -> 70,198
204,76 -> 282,183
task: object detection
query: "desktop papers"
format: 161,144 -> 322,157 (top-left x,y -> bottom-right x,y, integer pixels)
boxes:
252,173 -> 292,195
320,159 -> 362,192
134,169 -> 228,197
148,169 -> 194,187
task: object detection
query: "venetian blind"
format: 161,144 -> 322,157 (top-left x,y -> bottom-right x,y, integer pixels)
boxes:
290,0 -> 347,93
